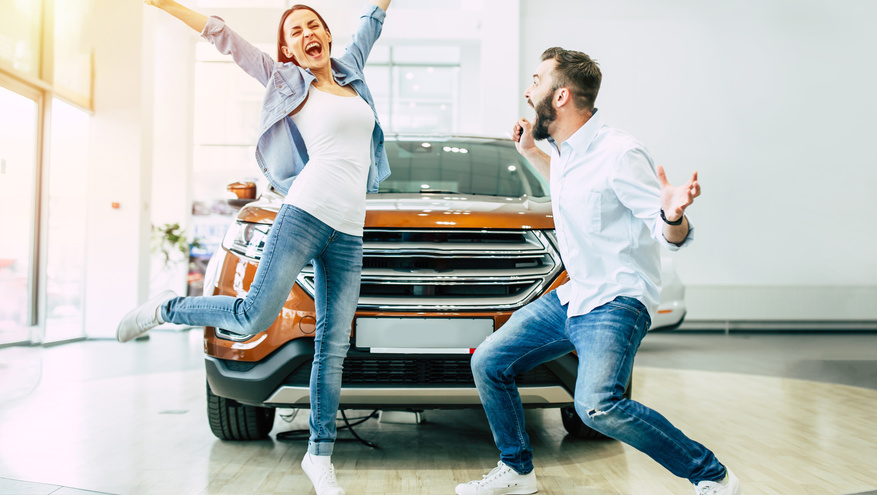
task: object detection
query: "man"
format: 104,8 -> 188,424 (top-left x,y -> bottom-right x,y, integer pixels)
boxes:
454,48 -> 741,495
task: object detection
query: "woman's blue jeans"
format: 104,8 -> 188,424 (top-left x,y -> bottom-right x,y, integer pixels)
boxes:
471,291 -> 726,484
162,205 -> 362,456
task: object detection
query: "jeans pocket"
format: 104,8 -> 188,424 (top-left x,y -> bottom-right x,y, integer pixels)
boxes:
603,297 -> 646,319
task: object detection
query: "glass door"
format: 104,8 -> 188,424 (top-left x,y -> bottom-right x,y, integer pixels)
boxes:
43,98 -> 89,342
0,85 -> 39,344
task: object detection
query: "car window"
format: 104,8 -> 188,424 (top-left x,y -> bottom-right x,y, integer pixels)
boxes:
379,140 -> 550,199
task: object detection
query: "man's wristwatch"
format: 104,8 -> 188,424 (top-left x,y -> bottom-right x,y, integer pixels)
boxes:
660,209 -> 684,226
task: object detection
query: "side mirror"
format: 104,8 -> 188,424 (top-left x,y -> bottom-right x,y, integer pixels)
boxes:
227,181 -> 257,208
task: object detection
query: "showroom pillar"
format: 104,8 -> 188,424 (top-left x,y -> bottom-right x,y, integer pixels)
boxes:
83,0 -> 154,338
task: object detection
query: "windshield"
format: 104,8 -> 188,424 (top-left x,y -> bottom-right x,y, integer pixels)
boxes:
378,139 -> 550,199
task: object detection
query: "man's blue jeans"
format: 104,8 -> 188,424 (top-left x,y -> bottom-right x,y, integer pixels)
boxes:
162,205 -> 362,456
471,291 -> 726,484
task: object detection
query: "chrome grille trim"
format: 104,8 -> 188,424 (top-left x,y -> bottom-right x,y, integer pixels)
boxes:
296,229 -> 562,311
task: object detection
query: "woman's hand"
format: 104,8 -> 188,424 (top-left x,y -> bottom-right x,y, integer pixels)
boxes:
141,0 -> 207,33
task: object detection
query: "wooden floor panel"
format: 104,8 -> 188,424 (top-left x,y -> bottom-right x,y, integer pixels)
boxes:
1,365 -> 876,494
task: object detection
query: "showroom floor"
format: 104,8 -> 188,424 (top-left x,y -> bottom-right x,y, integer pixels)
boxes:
1,330 -> 876,495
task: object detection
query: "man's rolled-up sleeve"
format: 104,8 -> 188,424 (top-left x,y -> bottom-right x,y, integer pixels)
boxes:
611,147 -> 694,251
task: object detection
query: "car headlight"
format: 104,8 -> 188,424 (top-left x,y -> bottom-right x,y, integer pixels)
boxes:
221,221 -> 271,261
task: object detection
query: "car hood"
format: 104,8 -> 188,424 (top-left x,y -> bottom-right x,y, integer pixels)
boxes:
237,192 -> 556,230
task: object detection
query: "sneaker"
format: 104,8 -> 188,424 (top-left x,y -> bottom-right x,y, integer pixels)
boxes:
694,468 -> 741,495
301,452 -> 344,495
455,461 -> 537,495
116,290 -> 176,343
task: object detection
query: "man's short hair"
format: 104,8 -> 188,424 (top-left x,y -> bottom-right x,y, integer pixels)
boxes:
541,47 -> 602,111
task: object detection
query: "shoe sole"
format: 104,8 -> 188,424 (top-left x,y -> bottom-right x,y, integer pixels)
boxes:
454,484 -> 537,495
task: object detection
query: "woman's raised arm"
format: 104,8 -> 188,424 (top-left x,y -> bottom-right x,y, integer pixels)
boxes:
144,0 -> 276,86
370,0 -> 391,12
144,0 -> 208,33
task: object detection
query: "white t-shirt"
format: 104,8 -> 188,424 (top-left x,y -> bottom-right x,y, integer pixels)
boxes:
283,85 -> 376,236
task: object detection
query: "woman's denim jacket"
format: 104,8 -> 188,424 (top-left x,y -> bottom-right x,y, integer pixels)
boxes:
200,5 -> 391,195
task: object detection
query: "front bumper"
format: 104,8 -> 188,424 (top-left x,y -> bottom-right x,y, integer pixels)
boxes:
205,337 -> 578,409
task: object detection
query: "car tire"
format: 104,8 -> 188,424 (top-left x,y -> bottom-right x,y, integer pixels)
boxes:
560,375 -> 633,440
206,380 -> 275,440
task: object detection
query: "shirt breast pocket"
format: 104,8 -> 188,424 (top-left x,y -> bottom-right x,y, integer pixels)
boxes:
272,71 -> 295,96
585,191 -> 602,233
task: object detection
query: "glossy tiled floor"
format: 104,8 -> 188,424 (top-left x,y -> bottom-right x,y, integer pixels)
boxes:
1,330 -> 876,494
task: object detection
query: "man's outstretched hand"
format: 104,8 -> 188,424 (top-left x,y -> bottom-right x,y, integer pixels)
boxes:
657,165 -> 700,222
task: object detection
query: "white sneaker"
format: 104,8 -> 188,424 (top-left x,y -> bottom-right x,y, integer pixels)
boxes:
301,452 -> 344,495
455,461 -> 537,495
694,468 -> 741,495
116,290 -> 176,343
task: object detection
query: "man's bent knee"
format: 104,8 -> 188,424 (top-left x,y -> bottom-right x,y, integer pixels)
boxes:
471,343 -> 504,383
575,396 -> 625,432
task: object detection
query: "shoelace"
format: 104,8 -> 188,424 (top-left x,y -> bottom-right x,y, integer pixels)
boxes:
135,308 -> 159,330
694,482 -> 720,495
319,464 -> 340,488
475,463 -> 510,486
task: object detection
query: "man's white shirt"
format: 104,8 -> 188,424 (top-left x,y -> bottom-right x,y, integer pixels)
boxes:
547,110 -> 693,318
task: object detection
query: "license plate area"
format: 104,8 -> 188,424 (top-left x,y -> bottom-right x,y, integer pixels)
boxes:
354,317 -> 494,354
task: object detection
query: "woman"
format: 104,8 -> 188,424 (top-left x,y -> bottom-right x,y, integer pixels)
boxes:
118,1 -> 391,493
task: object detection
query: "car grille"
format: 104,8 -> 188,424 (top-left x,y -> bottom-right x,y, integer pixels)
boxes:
283,358 -> 560,387
296,229 -> 562,311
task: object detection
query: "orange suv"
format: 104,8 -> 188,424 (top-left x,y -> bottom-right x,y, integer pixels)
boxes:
201,136 -> 686,441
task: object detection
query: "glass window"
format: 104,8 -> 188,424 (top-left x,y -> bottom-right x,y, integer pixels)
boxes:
392,65 -> 458,133
189,44 -> 270,294
362,64 -> 390,126
43,98 -> 89,343
193,59 -> 263,146
53,0 -> 94,106
192,42 -> 269,203
392,46 -> 460,65
365,47 -> 462,134
196,0 -> 285,7
0,86 -> 38,344
1,0 -> 95,344
0,0 -> 42,77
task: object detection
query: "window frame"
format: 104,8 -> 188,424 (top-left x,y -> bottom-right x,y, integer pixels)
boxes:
0,0 -> 94,345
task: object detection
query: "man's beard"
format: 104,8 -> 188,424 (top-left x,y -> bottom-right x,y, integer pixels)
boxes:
531,93 -> 556,141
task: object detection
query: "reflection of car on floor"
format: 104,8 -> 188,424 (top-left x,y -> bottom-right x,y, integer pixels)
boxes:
201,135 -> 687,441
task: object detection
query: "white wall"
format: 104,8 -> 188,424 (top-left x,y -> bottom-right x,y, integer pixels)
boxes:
84,0 -> 152,338
520,0 -> 877,323
149,11 -> 197,300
